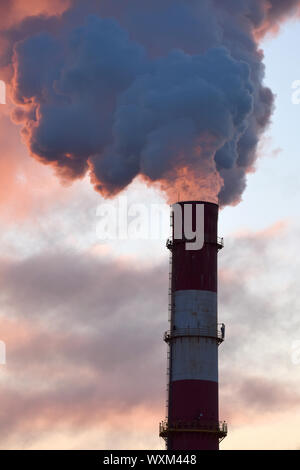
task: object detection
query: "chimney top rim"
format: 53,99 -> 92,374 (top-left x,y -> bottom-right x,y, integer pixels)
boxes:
171,200 -> 219,208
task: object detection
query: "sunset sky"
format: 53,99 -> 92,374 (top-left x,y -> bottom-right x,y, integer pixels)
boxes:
0,1 -> 300,450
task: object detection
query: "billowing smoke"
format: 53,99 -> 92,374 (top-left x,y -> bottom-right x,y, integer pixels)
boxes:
2,0 -> 300,204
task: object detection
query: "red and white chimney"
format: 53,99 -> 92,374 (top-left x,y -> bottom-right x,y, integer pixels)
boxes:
159,201 -> 227,450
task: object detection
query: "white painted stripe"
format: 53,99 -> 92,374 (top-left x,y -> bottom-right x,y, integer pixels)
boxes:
173,290 -> 217,329
171,337 -> 218,382
171,290 -> 218,382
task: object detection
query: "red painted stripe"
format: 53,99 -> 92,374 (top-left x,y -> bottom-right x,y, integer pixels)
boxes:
172,202 -> 219,292
172,201 -> 219,243
173,243 -> 217,292
169,379 -> 218,423
168,380 -> 219,450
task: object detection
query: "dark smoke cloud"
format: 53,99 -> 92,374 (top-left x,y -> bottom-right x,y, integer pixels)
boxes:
2,0 -> 299,204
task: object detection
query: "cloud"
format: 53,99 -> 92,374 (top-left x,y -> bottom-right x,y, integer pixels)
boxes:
0,248 -> 167,448
218,222 -> 300,432
0,219 -> 299,448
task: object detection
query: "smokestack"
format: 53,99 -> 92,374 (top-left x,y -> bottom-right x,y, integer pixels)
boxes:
159,201 -> 227,450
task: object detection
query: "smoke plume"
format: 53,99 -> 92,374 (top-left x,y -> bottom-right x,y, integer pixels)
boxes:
2,0 -> 300,204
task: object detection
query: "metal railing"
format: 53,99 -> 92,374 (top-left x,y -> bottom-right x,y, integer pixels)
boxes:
164,326 -> 224,344
166,238 -> 173,250
217,237 -> 224,249
159,420 -> 228,441
166,237 -> 224,250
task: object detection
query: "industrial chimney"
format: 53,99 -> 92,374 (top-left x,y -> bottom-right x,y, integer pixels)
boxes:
159,201 -> 227,450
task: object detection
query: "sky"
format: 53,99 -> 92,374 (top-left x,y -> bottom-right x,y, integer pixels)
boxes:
0,1 -> 300,450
